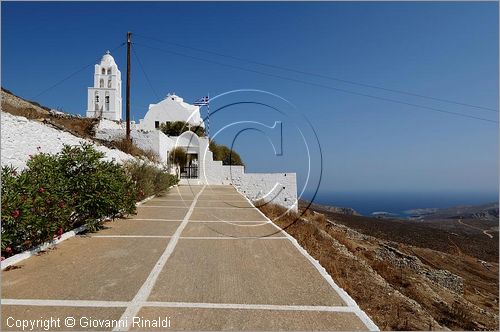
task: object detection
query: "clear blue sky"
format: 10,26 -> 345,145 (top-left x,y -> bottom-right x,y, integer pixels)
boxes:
2,2 -> 498,198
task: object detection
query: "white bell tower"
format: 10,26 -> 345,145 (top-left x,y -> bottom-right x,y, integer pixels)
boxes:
87,51 -> 122,121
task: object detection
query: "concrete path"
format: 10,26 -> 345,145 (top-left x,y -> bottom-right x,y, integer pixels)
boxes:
2,185 -> 377,331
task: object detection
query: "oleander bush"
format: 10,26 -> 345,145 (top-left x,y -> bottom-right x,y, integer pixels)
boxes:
1,143 -> 177,258
56,144 -> 137,231
122,160 -> 178,201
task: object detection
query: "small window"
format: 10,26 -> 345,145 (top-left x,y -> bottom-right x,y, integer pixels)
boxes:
107,68 -> 112,75
155,121 -> 160,129
99,79 -> 104,88
107,80 -> 112,88
94,92 -> 99,111
101,68 -> 105,74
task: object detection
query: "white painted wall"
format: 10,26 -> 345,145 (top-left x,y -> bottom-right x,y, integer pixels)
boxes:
93,120 -> 297,211
94,119 -> 175,163
139,94 -> 204,130
1,112 -> 134,171
220,165 -> 298,211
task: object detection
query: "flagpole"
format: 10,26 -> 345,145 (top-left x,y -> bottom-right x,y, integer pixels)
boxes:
207,93 -> 210,140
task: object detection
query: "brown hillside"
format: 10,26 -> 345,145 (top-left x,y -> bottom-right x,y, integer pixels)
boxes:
301,201 -> 498,263
259,203 -> 499,331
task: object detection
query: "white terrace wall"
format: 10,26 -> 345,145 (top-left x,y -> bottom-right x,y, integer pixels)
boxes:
1,112 -> 134,171
200,155 -> 224,185
94,119 -> 298,211
221,165 -> 298,212
95,119 -> 174,162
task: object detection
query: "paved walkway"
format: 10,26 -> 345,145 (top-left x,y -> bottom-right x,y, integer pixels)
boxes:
2,185 -> 377,331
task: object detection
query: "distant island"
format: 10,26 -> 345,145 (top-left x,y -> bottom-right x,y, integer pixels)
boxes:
302,198 -> 498,222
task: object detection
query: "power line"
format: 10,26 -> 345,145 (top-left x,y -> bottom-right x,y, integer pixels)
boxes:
32,43 -> 126,99
132,46 -> 161,100
134,33 -> 497,113
133,42 -> 498,124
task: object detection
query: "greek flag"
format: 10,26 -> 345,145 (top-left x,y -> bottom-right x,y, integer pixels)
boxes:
193,96 -> 209,106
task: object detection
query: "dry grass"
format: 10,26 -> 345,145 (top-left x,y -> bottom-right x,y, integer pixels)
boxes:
108,138 -> 160,163
2,89 -> 161,163
2,89 -> 99,139
258,201 -> 499,330
258,201 -> 439,330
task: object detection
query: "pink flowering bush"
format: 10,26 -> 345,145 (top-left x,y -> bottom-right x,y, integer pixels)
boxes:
1,144 -> 138,256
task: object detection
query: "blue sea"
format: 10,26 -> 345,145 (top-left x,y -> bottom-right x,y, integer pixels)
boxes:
304,191 -> 498,217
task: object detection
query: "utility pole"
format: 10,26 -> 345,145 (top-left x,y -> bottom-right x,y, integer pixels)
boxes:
126,31 -> 131,141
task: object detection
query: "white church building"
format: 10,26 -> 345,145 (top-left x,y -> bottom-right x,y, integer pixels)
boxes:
88,51 -> 297,211
139,94 -> 204,130
87,51 -> 122,121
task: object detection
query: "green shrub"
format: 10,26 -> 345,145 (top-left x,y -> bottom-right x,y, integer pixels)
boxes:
123,160 -> 178,201
168,147 -> 187,169
209,140 -> 244,166
154,171 -> 178,194
160,121 -> 205,137
1,161 -> 73,254
56,144 -> 137,231
1,144 -> 137,256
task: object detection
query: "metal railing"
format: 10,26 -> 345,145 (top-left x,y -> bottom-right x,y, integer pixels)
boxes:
180,166 -> 199,179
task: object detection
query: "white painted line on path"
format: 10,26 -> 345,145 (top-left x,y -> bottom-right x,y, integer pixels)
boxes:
89,235 -> 284,240
2,299 -> 129,307
2,298 -> 357,313
125,218 -> 183,222
143,301 -> 355,312
237,191 -> 380,331
113,186 -> 206,331
179,237 -> 287,240
91,235 -> 172,239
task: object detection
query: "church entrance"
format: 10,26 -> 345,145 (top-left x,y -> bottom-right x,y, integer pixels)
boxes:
180,153 -> 198,179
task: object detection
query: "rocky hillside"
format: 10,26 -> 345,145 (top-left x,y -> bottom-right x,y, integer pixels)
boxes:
306,200 -> 498,263
407,203 -> 499,221
1,88 -> 99,139
1,88 -> 139,171
259,203 -> 499,331
1,88 -> 159,163
300,199 -> 359,215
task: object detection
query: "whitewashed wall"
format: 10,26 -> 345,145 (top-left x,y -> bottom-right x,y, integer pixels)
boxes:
93,119 -> 298,211
94,119 -> 174,163
139,94 -> 204,130
1,112 -> 134,171
200,156 -> 224,185
221,165 -> 298,212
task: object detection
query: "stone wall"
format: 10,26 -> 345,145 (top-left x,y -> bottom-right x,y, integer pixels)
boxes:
1,112 -> 134,171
